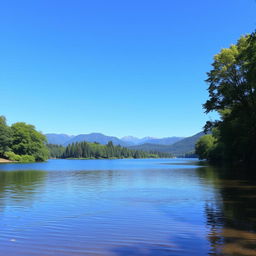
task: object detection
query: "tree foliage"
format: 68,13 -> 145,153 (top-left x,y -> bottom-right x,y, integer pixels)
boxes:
0,116 -> 49,162
195,135 -> 216,160
11,122 -> 49,161
47,144 -> 65,158
0,116 -> 12,157
62,141 -> 171,159
198,32 -> 256,167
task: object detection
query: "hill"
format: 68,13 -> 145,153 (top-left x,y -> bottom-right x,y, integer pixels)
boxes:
64,133 -> 130,146
46,133 -> 184,147
46,134 -> 74,145
121,136 -> 184,145
144,137 -> 184,145
165,131 -> 205,155
46,133 -> 131,146
128,132 -> 205,156
121,136 -> 155,145
46,132 -> 204,154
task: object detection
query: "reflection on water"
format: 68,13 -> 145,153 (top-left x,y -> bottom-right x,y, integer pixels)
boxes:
0,170 -> 46,210
198,167 -> 256,256
0,159 -> 255,256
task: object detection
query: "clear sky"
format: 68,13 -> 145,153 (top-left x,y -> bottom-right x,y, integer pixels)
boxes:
0,0 -> 255,138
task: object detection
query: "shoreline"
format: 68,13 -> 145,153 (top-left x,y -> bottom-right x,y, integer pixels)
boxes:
57,157 -> 174,160
0,158 -> 13,163
0,157 -> 175,164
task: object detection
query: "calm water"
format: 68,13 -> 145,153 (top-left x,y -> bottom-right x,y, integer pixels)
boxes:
0,159 -> 256,256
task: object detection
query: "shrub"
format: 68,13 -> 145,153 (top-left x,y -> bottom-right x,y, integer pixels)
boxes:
19,155 -> 35,163
4,151 -> 21,161
4,151 -> 35,163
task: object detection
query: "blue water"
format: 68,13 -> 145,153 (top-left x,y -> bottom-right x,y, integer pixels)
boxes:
0,158 -> 200,171
0,159 -> 255,256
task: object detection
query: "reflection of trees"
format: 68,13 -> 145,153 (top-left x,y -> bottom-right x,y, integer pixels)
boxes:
205,202 -> 224,256
0,170 -> 46,210
197,166 -> 256,255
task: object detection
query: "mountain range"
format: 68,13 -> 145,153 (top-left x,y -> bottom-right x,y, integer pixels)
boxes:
128,132 -> 205,156
46,133 -> 185,147
45,134 -> 75,145
45,132 -> 205,156
121,136 -> 184,145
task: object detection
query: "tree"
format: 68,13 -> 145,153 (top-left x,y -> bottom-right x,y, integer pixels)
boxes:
0,116 -> 12,157
47,144 -> 65,158
204,34 -> 256,114
195,135 -> 216,160
202,32 -> 256,166
61,141 -> 169,159
11,122 -> 49,161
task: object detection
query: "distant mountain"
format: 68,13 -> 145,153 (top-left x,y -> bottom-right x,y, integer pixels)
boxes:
46,133 -> 131,146
121,136 -> 157,145
145,137 -> 184,145
121,136 -> 184,145
46,134 -> 74,145
121,136 -> 141,145
165,131 -> 206,155
46,132 -> 202,153
128,143 -> 171,152
64,133 -> 130,146
128,132 -> 206,156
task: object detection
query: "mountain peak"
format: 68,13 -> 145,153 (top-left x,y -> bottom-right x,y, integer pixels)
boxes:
46,133 -> 186,147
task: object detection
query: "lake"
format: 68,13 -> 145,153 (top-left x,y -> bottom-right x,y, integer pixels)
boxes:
0,158 -> 255,256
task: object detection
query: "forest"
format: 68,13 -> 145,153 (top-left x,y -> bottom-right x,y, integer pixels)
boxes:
195,32 -> 256,168
48,141 -> 172,159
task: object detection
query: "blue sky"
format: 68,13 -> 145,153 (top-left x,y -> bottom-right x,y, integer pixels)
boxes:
0,0 -> 255,138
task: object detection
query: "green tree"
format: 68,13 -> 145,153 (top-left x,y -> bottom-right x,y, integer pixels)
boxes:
11,122 -> 49,161
195,135 -> 216,160
202,32 -> 256,166
47,144 -> 65,158
61,141 -> 170,159
0,116 -> 12,157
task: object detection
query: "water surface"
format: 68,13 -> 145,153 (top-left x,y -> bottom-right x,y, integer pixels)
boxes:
0,159 -> 255,256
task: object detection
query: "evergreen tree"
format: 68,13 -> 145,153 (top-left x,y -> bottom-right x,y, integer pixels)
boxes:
61,140 -> 171,159
0,116 -> 12,157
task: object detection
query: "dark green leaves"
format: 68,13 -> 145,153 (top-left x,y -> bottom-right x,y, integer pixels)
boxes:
200,32 -> 256,167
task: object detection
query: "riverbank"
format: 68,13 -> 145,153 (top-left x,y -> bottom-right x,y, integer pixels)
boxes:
0,158 -> 13,163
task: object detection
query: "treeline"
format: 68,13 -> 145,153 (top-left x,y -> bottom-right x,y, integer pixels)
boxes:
0,116 -> 49,162
48,141 -> 172,159
195,32 -> 256,168
47,144 -> 65,158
